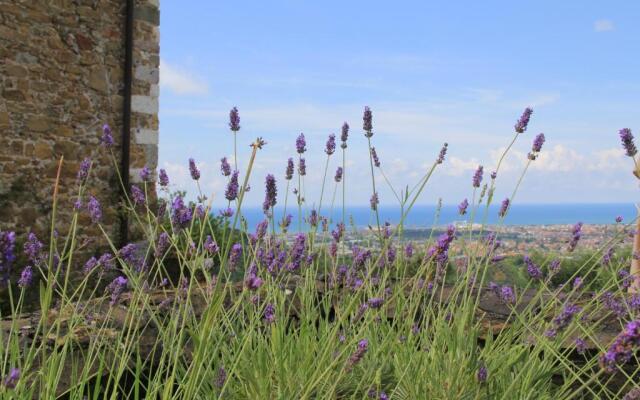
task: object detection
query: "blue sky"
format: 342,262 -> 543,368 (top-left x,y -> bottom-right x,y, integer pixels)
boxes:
158,1 -> 640,207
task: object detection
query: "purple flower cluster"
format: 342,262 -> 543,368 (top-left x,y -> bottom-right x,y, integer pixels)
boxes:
101,124 -> 114,147
567,222 -> 583,252
334,166 -> 343,183
2,367 -> 20,389
472,165 -> 483,188
139,166 -> 152,182
477,364 -> 488,383
296,133 -> 307,154
106,276 -> 128,306
229,107 -> 240,132
370,192 -> 379,211
371,147 -> 380,167
498,198 -> 510,218
285,158 -> 294,180
298,158 -> 306,176
77,157 -> 91,181
458,198 -> 469,215
325,134 -> 336,155
0,231 -> 17,284
600,320 -> 640,372
263,174 -> 277,214
546,304 -> 581,338
489,283 -> 517,305
263,303 -> 276,324
363,106 -> 373,136
220,157 -> 231,177
24,232 -> 44,264
18,266 -> 33,288
87,195 -> 102,223
159,168 -> 169,187
131,185 -> 145,205
155,232 -> 170,258
225,171 -> 240,201
171,196 -> 193,229
347,339 -> 369,368
341,122 -> 349,148
229,243 -> 243,271
619,128 -> 637,157
514,107 -> 533,133
204,235 -> 219,255
189,158 -> 200,181
437,143 -> 448,164
524,255 -> 543,280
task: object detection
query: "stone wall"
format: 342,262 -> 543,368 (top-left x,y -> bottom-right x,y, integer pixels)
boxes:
0,0 -> 159,251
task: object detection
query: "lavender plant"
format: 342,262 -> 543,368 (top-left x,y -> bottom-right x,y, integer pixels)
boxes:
0,108 -> 639,399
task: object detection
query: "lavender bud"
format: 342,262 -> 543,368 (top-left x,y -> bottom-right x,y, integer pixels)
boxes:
77,157 -> 91,181
263,174 -> 278,214
87,195 -> 102,223
325,134 -> 336,155
220,157 -> 231,177
334,166 -> 343,183
620,128 -> 637,157
371,147 -> 380,167
225,171 -> 239,201
472,165 -> 483,188
514,107 -> 533,133
458,198 -> 469,215
229,107 -> 240,132
140,166 -> 151,182
101,124 -> 114,147
341,122 -> 349,148
363,106 -> 373,136
498,198 -> 510,217
158,168 -> 169,187
188,158 -> 201,181
437,143 -> 448,164
298,158 -> 306,176
296,133 -> 306,154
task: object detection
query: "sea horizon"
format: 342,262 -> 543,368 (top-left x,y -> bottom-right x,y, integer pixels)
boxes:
220,203 -> 637,232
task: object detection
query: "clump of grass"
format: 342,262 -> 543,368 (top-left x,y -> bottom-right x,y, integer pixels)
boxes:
1,109 -> 640,399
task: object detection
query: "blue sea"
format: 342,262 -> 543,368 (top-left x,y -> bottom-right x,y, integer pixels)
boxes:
230,203 -> 637,232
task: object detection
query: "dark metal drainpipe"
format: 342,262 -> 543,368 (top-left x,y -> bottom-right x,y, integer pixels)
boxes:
119,0 -> 134,247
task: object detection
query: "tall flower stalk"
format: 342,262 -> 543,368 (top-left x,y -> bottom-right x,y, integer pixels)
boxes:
363,106 -> 382,240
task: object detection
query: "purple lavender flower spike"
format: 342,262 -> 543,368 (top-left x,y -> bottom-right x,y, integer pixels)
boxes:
600,320 -> 640,372
472,165 -> 483,188
620,128 -> 637,157
131,185 -> 145,205
500,285 -> 516,304
23,232 -> 43,264
298,158 -> 306,176
567,222 -> 583,252
77,157 -> 91,181
325,134 -> 336,155
18,266 -> 33,288
477,364 -> 488,383
171,196 -> 193,228
229,243 -> 243,271
405,243 -> 414,258
188,158 -> 201,180
498,198 -> 510,217
155,232 -> 170,258
229,107 -> 240,132
2,231 -> 17,282
490,171 -> 497,179
106,276 -> 128,306
296,133 -> 306,154
371,147 -> 380,167
616,215 -> 623,223
225,171 -> 239,201
87,195 -> 102,223
263,303 -> 276,324
285,158 -> 294,180
101,124 -> 114,147
334,166 -> 343,183
348,339 -> 369,368
220,157 -> 231,177
363,106 -> 373,136
263,174 -> 278,214
514,107 -> 533,133
370,192 -> 379,211
341,122 -> 349,148
524,255 -> 543,280
158,168 -> 169,187
215,366 -> 227,389
458,198 -> 469,215
140,166 -> 151,182
528,133 -> 546,160
2,367 -> 20,389
437,143 -> 448,164
219,207 -> 233,218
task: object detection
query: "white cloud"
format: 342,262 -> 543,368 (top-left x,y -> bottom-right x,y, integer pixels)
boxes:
531,145 -> 584,172
160,60 -> 208,95
446,157 -> 482,176
594,19 -> 614,32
